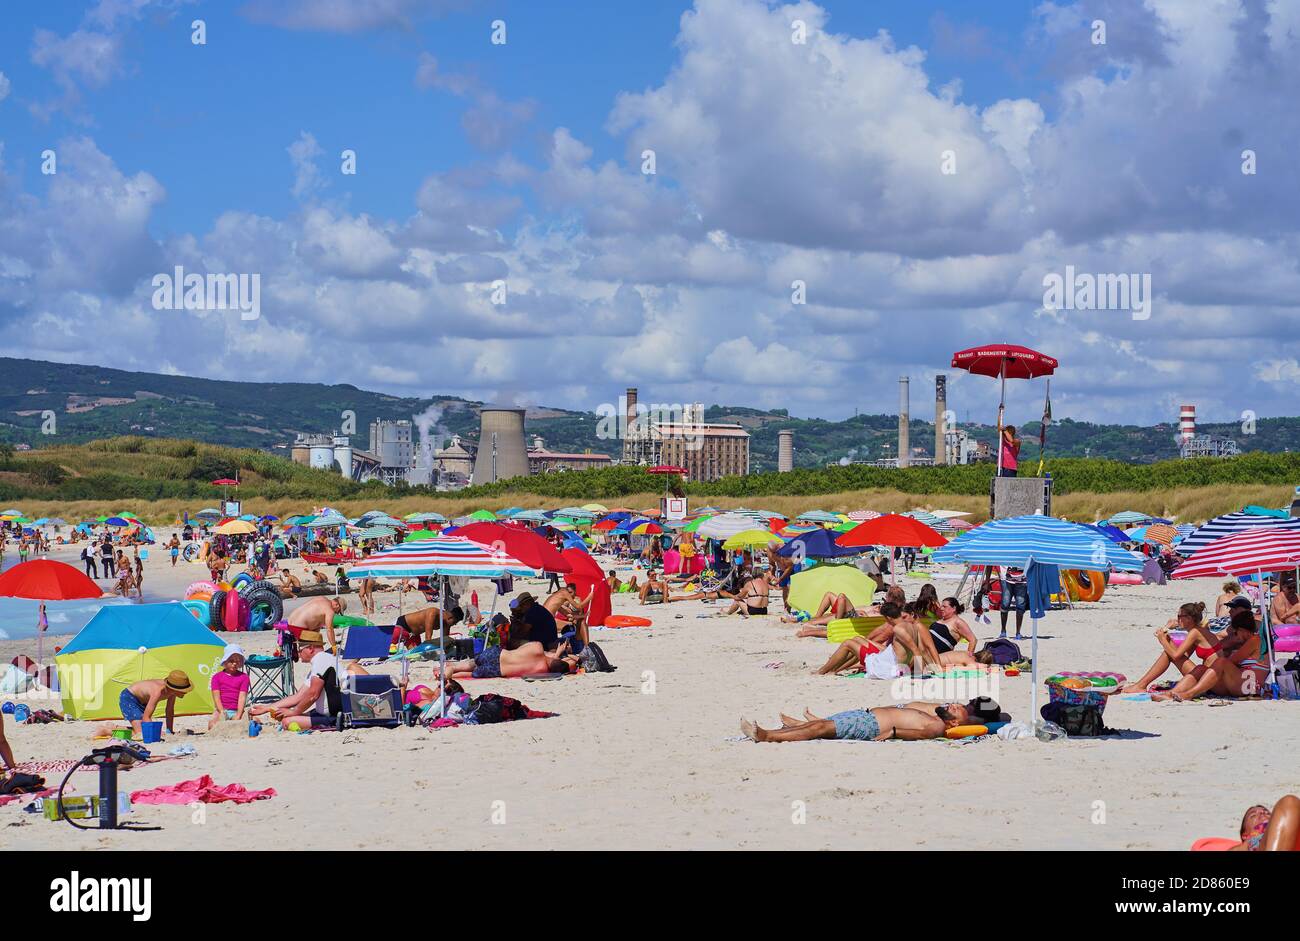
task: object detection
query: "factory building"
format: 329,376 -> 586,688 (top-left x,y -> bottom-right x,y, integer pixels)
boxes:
620,388 -> 751,481
290,432 -> 381,481
527,437 -> 613,474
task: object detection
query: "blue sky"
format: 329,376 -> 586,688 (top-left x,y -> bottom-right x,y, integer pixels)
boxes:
1,0 -> 1298,430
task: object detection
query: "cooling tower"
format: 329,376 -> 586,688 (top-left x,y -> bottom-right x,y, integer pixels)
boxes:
777,429 -> 794,473
934,375 -> 947,465
898,376 -> 910,468
471,406 -> 530,484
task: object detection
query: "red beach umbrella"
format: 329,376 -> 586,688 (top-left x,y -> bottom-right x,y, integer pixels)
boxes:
951,344 -> 1058,474
836,514 -> 947,586
452,522 -> 573,573
0,559 -> 104,601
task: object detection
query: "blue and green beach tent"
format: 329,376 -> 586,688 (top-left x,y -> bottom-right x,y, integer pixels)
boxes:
55,603 -> 225,720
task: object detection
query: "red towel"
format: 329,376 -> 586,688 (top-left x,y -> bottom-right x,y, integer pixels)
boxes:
130,774 -> 276,805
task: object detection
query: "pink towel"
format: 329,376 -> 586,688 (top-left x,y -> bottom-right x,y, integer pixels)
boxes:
130,774 -> 276,805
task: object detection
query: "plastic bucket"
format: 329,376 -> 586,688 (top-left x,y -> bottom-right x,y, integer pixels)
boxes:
140,721 -> 163,744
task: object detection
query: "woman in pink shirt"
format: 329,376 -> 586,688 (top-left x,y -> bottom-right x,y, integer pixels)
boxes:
209,644 -> 251,729
999,426 -> 1021,478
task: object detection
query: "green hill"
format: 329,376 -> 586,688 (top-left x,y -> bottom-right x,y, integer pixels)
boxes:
1,357 -> 1295,468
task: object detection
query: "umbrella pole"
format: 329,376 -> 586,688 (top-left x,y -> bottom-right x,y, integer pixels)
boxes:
996,364 -> 1006,477
1030,614 -> 1039,731
1259,568 -> 1277,696
438,577 -> 447,719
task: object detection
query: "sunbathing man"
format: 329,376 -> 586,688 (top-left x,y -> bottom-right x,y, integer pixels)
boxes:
741,702 -> 971,743
1230,795 -> 1300,851
430,640 -> 580,680
1151,610 -> 1269,701
783,696 -> 1002,726
1121,600 -> 1248,692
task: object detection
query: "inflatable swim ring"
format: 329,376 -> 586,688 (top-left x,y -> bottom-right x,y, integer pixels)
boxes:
945,724 -> 989,739
185,580 -> 219,599
1109,573 -> 1143,586
332,614 -> 374,628
181,599 -> 210,623
603,615 -> 652,629
1063,570 -> 1106,602
222,589 -> 249,632
231,572 -> 254,591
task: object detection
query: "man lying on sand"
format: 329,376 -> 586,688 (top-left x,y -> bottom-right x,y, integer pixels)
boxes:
430,641 -> 580,680
741,701 -> 973,743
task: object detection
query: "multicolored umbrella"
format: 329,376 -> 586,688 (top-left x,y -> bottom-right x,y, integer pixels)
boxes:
346,536 -> 534,579
1171,528 -> 1300,580
1178,513 -> 1300,557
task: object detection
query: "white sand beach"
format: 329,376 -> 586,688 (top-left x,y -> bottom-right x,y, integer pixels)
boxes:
2,538 -> 1294,851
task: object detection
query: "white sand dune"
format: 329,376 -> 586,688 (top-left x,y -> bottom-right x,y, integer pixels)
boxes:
2,540 -> 1294,850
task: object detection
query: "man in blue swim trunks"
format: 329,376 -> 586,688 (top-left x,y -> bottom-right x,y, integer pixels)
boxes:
740,702 -> 971,743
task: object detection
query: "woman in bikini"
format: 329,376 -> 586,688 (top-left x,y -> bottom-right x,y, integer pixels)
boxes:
1122,602 -> 1224,692
1151,610 -> 1269,701
1229,796 -> 1300,851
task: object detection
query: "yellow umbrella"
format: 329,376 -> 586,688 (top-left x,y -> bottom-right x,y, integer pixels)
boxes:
788,565 -> 878,614
215,519 -> 257,535
722,529 -> 784,551
581,503 -> 608,513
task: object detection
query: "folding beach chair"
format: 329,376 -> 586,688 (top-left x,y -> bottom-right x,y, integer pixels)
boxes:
333,674 -> 413,731
246,654 -> 295,704
341,625 -> 393,660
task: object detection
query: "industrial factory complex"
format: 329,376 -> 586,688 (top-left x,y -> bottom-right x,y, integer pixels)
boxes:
284,383 -> 1236,491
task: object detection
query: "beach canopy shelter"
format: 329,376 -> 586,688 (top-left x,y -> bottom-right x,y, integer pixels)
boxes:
951,343 -> 1057,474
1177,512 -> 1300,557
1242,504 -> 1289,519
56,604 -> 224,720
788,564 -> 878,614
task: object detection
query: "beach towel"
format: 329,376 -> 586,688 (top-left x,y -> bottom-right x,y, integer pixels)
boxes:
129,774 -> 276,805
1026,561 -> 1060,620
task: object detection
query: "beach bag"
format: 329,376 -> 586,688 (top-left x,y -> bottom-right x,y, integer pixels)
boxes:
0,772 -> 45,795
1040,702 -> 1108,736
580,641 -> 616,673
979,637 -> 1022,666
468,693 -> 530,724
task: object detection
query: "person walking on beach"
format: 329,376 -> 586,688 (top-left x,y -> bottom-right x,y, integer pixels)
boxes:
80,544 -> 98,578
999,426 -> 1021,477
169,534 -> 180,567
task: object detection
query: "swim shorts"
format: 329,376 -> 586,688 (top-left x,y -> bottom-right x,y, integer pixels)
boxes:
119,689 -> 146,722
829,709 -> 881,741
472,645 -> 503,679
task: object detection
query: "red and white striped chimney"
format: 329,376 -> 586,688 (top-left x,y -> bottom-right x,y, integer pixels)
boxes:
1179,404 -> 1196,443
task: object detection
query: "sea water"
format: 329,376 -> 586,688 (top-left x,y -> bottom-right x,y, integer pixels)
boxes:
0,595 -> 145,641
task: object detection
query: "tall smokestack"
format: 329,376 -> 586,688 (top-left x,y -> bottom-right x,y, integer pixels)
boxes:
934,374 -> 947,465
777,429 -> 794,473
1180,404 -> 1196,443
898,376 -> 910,468
623,387 -> 638,462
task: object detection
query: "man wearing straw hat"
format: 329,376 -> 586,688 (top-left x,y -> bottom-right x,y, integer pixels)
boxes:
250,630 -> 365,730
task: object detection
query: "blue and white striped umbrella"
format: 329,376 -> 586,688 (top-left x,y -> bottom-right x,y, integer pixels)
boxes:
931,515 -> 1145,571
1104,510 -> 1156,526
1178,512 -> 1300,556
795,510 -> 843,524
